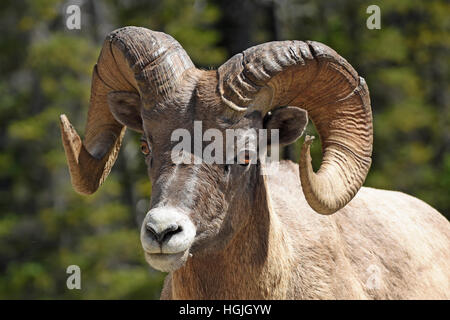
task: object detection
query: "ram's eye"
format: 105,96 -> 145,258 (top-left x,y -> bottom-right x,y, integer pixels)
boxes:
237,150 -> 253,166
140,141 -> 151,156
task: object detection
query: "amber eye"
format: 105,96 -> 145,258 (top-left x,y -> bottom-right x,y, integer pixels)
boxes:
140,141 -> 151,156
238,150 -> 252,166
242,155 -> 251,165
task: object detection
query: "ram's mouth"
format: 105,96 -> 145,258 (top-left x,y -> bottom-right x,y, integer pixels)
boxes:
144,250 -> 190,272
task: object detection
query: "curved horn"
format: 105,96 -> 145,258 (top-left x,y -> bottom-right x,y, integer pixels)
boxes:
218,41 -> 372,214
60,27 -> 194,195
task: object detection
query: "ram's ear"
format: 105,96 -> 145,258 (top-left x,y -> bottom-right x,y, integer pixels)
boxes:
107,91 -> 143,133
263,106 -> 308,145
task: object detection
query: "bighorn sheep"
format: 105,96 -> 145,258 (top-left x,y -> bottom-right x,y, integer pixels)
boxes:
59,27 -> 450,299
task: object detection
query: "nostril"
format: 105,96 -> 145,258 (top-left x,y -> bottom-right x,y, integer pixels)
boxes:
162,224 -> 181,242
165,223 -> 180,234
145,222 -> 182,244
146,223 -> 158,239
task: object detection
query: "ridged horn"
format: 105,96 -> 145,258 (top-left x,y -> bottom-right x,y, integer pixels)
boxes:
218,40 -> 373,214
60,27 -> 194,195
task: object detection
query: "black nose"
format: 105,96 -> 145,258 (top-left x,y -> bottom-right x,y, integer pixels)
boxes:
145,222 -> 181,244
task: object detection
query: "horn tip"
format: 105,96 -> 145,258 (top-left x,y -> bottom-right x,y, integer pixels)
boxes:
59,114 -> 81,141
59,113 -> 82,166
304,135 -> 315,145
59,114 -> 73,133
59,114 -> 73,131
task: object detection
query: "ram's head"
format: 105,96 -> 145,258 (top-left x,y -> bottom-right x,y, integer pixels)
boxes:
60,27 -> 372,272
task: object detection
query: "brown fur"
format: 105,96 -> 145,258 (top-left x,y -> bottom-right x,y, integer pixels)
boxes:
137,70 -> 450,299
60,28 -> 450,299
163,161 -> 450,299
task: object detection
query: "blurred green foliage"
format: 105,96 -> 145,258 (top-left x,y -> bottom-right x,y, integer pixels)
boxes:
0,0 -> 448,299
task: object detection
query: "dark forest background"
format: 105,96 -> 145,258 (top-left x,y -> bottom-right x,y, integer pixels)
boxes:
0,0 -> 448,299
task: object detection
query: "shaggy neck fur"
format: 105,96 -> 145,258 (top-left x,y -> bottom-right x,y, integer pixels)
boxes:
170,167 -> 293,299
